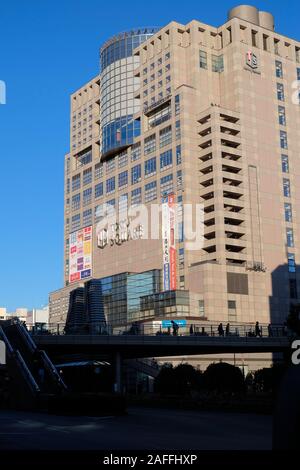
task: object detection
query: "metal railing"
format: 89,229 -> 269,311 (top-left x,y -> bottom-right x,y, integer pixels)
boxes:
30,321 -> 289,339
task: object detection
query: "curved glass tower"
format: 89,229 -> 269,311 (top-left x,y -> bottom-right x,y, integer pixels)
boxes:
100,28 -> 157,157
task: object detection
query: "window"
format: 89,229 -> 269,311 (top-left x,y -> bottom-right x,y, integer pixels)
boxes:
94,204 -> 104,223
106,177 -> 115,194
199,300 -> 205,317
175,95 -> 180,115
287,228 -> 294,247
179,247 -> 184,269
175,120 -> 181,140
144,134 -> 156,155
95,163 -> 103,180
160,149 -> 173,170
131,142 -> 141,161
177,170 -> 183,188
83,187 -> 92,206
148,103 -> 171,128
199,50 -> 207,69
176,145 -> 182,165
251,30 -> 257,47
145,181 -> 157,202
275,60 -> 283,78
283,178 -> 291,197
118,151 -> 128,168
228,300 -> 237,321
280,130 -> 288,149
159,125 -> 172,148
106,158 -> 116,173
83,167 -> 92,186
297,68 -> 300,81
165,63 -> 171,72
282,155 -> 289,173
278,106 -> 286,126
131,187 -> 142,205
145,157 -> 156,177
71,214 -> 81,232
277,83 -> 285,101
83,209 -> 92,227
76,149 -> 92,167
288,253 -> 296,273
118,170 -> 128,188
160,173 -> 173,195
72,174 -> 81,191
285,203 -> 293,222
290,279 -> 298,299
212,54 -> 224,72
71,193 -> 80,211
95,182 -> 103,199
165,52 -> 170,60
119,194 -> 128,218
131,164 -> 141,184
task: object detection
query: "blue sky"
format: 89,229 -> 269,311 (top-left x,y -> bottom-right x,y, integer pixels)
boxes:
0,0 -> 299,311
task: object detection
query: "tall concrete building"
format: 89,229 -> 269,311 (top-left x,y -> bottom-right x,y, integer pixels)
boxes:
50,5 -> 300,346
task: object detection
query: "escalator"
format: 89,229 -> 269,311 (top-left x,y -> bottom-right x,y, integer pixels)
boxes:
0,320 -> 68,409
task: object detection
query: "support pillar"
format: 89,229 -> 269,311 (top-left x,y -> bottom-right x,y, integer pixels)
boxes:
114,351 -> 122,394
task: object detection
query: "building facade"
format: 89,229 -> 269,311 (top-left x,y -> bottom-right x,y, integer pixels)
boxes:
50,5 -> 300,339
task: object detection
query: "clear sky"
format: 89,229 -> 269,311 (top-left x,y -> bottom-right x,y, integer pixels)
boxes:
0,0 -> 299,311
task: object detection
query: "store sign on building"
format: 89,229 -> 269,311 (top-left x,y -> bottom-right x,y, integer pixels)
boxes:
97,220 -> 144,249
245,50 -> 260,74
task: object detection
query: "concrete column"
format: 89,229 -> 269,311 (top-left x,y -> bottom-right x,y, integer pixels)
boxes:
114,352 -> 122,393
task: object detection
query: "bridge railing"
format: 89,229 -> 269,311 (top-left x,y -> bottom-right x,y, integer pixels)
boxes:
29,321 -> 289,339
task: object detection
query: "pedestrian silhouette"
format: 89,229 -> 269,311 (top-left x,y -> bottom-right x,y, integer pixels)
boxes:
171,320 -> 179,336
218,323 -> 224,336
255,321 -> 262,337
225,323 -> 230,336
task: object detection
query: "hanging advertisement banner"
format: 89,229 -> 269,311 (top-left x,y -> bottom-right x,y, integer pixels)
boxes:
69,225 -> 93,283
162,194 -> 176,291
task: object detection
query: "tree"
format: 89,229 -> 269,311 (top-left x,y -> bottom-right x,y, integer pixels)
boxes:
202,362 -> 245,394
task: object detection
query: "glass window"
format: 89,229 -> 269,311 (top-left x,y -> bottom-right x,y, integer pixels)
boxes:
160,149 -> 173,170
106,176 -> 115,194
83,167 -> 92,186
275,60 -> 283,78
199,299 -> 205,316
83,187 -> 92,206
175,95 -> 180,115
285,202 -> 293,222
177,170 -> 183,188
175,120 -> 181,140
280,130 -> 288,149
118,170 -> 128,188
212,54 -> 224,72
283,178 -> 291,197
176,145 -> 182,165
287,228 -> 294,247
76,149 -> 92,167
145,181 -> 157,202
119,193 -> 128,219
131,142 -> 141,161
160,173 -> 173,195
131,164 -> 141,184
95,162 -> 103,180
144,134 -> 156,155
118,151 -> 128,168
288,253 -> 296,273
83,209 -> 92,227
71,214 -> 81,232
131,187 -> 142,205
297,68 -> 300,81
179,247 -> 184,268
95,182 -> 103,199
281,155 -> 289,173
145,157 -> 156,177
71,193 -> 80,211
106,158 -> 116,173
199,50 -> 207,69
278,106 -> 286,126
72,174 -> 81,191
277,83 -> 285,101
148,103 -> 171,128
159,125 -> 172,148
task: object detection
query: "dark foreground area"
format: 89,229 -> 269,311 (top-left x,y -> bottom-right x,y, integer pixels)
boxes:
0,406 -> 272,450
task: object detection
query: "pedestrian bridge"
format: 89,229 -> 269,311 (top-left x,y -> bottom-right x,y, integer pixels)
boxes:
34,333 -> 291,360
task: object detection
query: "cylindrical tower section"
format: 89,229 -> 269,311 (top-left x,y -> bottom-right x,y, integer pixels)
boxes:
228,5 -> 259,25
258,11 -> 275,31
100,29 -> 157,157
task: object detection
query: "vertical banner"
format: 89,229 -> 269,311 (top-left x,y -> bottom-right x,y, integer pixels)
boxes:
69,226 -> 93,283
162,194 -> 176,291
